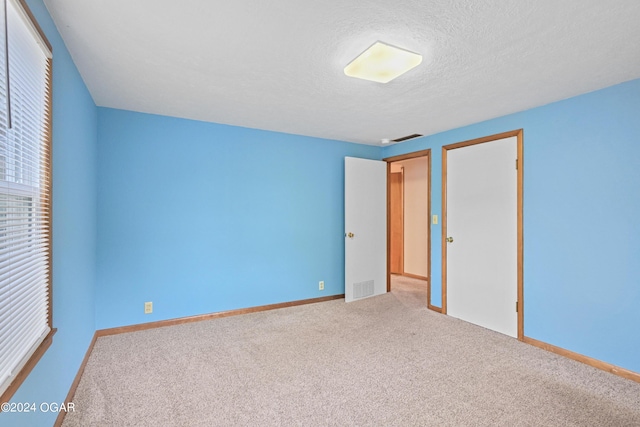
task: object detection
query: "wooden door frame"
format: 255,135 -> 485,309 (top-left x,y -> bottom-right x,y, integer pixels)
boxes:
389,170 -> 405,275
442,129 -> 524,340
382,149 -> 435,310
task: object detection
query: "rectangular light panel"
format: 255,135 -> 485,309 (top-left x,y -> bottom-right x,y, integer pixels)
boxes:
344,41 -> 422,84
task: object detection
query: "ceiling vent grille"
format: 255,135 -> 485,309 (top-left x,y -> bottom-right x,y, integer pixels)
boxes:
392,133 -> 423,143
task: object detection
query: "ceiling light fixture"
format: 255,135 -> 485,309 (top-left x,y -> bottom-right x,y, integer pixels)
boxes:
344,41 -> 422,84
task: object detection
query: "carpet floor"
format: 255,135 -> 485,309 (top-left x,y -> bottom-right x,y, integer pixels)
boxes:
62,278 -> 640,426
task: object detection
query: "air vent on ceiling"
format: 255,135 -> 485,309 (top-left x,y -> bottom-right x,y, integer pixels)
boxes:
392,133 -> 423,143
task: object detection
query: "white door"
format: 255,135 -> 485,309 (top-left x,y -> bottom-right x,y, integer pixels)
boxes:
446,137 -> 518,337
344,157 -> 387,303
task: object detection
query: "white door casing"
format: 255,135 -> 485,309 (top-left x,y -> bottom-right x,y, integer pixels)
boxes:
445,136 -> 518,337
344,157 -> 387,303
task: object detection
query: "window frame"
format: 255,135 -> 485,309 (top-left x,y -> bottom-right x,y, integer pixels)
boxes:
0,0 -> 54,405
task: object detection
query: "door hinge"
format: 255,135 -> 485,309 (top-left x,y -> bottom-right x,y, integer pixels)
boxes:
516,301 -> 519,312
515,159 -> 518,170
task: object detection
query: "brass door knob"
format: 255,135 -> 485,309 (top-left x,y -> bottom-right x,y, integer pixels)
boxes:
446,237 -> 454,243
346,232 -> 355,238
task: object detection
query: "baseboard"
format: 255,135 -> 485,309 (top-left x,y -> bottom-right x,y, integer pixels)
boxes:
97,294 -> 345,337
402,273 -> 429,281
523,336 -> 640,384
54,333 -> 98,427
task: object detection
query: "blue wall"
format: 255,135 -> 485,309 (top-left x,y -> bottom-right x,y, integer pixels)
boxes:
96,109 -> 380,329
382,79 -> 640,374
2,1 -> 98,426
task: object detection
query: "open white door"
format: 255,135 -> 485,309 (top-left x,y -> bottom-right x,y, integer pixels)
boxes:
344,157 -> 387,303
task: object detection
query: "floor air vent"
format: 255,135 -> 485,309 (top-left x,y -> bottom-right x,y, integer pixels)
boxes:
353,280 -> 375,299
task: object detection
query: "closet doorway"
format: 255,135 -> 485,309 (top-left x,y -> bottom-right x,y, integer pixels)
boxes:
442,130 -> 524,338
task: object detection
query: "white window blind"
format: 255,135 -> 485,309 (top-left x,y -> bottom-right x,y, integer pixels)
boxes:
0,0 -> 52,399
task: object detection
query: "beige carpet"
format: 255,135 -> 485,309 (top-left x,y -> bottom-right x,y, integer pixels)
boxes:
63,282 -> 640,426
390,274 -> 428,309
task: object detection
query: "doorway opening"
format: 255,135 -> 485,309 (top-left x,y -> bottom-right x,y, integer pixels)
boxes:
383,149 -> 432,309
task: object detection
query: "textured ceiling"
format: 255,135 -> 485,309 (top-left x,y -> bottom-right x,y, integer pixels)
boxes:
44,0 -> 640,145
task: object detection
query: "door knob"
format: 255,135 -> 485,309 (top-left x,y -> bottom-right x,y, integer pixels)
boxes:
446,237 -> 454,243
346,232 -> 355,238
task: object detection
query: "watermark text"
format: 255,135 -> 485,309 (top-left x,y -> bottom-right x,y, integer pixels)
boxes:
1,401 -> 75,413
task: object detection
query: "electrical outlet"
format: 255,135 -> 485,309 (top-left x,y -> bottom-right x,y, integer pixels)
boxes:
319,281 -> 324,291
144,301 -> 153,314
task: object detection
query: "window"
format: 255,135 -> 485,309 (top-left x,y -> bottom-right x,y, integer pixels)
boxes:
0,0 -> 53,402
